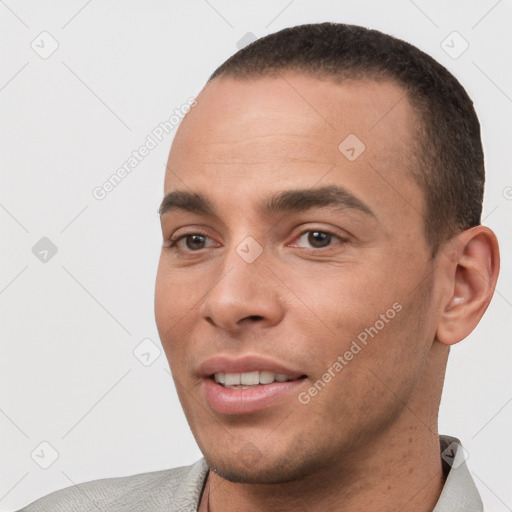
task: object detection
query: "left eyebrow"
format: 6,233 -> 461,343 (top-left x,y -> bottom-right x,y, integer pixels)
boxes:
262,185 -> 376,218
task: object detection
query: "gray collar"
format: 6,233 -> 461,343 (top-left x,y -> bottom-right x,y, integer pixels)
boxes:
433,435 -> 483,511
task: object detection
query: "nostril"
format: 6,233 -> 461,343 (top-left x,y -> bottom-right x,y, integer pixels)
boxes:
247,315 -> 264,321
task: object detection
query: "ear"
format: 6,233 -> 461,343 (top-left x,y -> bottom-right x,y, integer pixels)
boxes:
436,226 -> 500,346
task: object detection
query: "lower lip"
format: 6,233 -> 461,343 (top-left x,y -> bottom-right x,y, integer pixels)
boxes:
203,377 -> 306,415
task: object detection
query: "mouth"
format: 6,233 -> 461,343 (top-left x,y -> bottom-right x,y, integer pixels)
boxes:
212,370 -> 306,389
199,356 -> 308,415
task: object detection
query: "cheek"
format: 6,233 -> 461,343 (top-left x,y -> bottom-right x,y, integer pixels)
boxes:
286,260 -> 428,383
154,260 -> 214,374
283,261 -> 399,333
154,262 -> 191,354
154,262 -> 171,334
155,259 -> 202,325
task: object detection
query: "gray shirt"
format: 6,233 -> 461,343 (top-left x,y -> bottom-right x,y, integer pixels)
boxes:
18,435 -> 483,511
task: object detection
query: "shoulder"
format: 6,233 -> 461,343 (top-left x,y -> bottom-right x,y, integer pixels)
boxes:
18,458 -> 209,512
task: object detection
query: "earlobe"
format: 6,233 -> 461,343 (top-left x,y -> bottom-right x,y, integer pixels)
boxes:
436,226 -> 500,346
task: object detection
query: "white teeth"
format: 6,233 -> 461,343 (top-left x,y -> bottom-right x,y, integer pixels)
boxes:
213,371 -> 295,387
240,371 -> 260,385
224,373 -> 241,386
214,373 -> 225,384
259,371 -> 275,384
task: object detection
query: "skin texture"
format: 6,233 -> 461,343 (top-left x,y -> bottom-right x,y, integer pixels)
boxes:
154,73 -> 499,511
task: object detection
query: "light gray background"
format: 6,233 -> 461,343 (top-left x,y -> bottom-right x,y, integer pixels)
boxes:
1,1 -> 511,510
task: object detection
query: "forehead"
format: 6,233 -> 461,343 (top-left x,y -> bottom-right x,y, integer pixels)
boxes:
172,75 -> 415,153
164,74 -> 425,236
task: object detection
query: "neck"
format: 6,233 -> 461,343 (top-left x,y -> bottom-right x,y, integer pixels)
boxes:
206,425 -> 444,512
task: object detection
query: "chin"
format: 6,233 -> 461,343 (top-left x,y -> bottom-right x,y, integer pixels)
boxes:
203,449 -> 318,485
208,462 -> 304,485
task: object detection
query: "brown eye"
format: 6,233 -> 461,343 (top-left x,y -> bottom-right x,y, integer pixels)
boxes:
184,235 -> 206,251
306,231 -> 332,248
293,229 -> 346,251
167,232 -> 217,252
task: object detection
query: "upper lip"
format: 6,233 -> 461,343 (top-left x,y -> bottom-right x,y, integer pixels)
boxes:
198,355 -> 306,379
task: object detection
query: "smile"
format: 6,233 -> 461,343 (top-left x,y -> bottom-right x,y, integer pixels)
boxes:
198,355 -> 308,414
213,371 -> 299,388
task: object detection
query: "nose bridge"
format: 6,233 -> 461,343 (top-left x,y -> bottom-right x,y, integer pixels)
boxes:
199,234 -> 285,330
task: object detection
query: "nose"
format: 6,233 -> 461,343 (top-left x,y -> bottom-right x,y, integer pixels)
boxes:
199,247 -> 286,333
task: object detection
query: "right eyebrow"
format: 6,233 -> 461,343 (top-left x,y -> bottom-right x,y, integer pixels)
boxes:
159,190 -> 214,217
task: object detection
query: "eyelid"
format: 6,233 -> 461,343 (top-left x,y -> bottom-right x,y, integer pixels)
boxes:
288,227 -> 349,250
164,222 -> 215,242
165,229 -> 216,249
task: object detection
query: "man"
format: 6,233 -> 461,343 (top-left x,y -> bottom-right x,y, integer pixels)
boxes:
19,22 -> 499,512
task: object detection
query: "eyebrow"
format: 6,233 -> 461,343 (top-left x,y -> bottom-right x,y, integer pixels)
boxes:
158,185 -> 376,219
158,190 -> 211,216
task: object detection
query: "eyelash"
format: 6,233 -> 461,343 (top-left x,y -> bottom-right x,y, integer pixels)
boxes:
166,228 -> 348,253
166,232 -> 212,251
289,229 -> 348,251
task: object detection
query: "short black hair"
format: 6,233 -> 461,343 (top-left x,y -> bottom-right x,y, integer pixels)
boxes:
208,22 -> 484,257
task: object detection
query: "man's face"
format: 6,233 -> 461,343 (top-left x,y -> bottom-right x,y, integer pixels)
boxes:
155,74 -> 442,483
